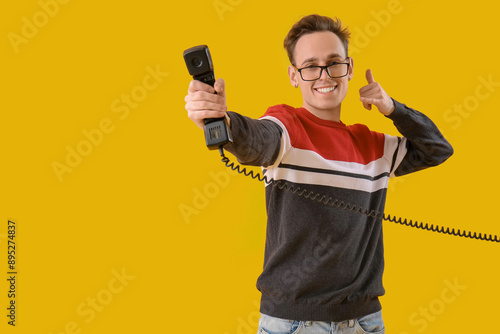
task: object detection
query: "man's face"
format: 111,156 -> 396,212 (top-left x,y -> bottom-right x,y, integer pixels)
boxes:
288,31 -> 353,121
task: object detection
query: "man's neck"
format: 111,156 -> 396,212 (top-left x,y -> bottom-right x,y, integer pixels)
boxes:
302,104 -> 342,123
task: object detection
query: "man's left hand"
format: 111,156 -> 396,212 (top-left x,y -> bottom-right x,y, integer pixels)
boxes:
359,69 -> 395,116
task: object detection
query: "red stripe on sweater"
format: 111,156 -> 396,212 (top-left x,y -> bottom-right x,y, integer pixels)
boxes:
263,104 -> 386,165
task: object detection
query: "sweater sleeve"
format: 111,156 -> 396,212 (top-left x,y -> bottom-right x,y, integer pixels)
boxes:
387,99 -> 454,177
222,111 -> 282,167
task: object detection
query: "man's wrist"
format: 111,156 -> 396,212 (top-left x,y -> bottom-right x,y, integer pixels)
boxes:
385,98 -> 403,119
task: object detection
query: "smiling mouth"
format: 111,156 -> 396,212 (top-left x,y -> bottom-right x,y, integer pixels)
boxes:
314,86 -> 336,94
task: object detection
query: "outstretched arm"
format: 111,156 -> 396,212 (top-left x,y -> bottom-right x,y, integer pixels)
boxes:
184,78 -> 282,167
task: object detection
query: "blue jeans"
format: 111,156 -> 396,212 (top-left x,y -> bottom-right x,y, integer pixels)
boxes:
257,310 -> 385,334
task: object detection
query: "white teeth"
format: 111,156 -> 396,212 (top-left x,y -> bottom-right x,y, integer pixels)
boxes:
316,86 -> 335,93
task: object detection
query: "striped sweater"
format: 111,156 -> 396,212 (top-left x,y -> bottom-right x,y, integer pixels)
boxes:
224,99 -> 453,322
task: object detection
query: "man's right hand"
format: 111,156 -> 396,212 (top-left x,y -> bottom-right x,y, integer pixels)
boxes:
184,78 -> 228,130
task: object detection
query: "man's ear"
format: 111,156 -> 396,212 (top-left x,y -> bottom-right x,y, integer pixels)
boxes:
347,57 -> 354,81
288,65 -> 299,88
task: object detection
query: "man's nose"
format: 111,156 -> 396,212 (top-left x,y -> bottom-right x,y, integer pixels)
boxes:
320,67 -> 331,80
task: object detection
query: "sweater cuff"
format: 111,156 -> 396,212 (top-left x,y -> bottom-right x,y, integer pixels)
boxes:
223,111 -> 242,151
385,99 -> 407,121
385,98 -> 415,130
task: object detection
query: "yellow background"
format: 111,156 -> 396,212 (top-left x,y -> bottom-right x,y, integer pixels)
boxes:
1,0 -> 499,333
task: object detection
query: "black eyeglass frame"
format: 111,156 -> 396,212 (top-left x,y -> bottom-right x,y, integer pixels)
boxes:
293,60 -> 351,81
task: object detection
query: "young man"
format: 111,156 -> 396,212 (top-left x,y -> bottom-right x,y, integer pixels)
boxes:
185,14 -> 453,334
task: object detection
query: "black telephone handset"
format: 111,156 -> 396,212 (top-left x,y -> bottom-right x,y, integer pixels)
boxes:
183,45 -> 232,150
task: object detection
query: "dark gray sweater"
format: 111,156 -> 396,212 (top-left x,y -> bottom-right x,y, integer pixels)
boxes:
224,100 -> 453,321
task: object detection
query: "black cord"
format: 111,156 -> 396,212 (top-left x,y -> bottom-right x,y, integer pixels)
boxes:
219,147 -> 500,243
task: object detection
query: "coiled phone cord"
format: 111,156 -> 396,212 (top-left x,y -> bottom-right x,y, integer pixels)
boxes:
219,147 -> 500,243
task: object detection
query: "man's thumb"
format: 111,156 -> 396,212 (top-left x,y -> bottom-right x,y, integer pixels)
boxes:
365,69 -> 375,84
214,78 -> 225,97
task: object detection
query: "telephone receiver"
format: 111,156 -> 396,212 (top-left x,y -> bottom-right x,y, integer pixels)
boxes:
183,45 -> 232,150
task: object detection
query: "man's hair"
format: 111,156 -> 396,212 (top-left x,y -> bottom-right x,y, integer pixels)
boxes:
284,14 -> 351,66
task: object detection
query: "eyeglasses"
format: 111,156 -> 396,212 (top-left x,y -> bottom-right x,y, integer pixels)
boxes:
293,60 -> 350,81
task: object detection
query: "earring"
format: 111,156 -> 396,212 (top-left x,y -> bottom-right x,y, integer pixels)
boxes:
294,83 -> 298,88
